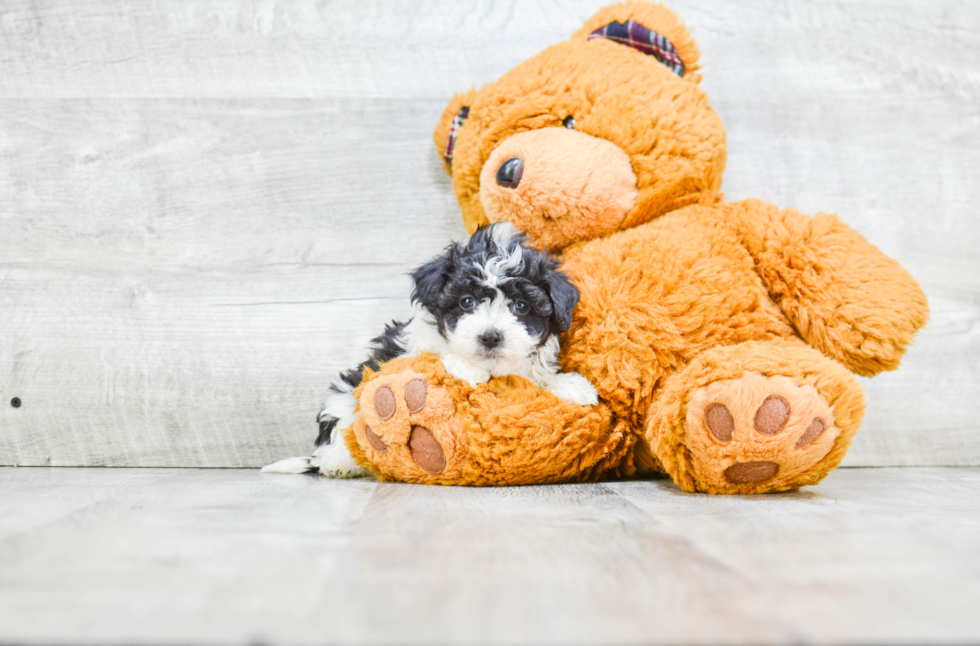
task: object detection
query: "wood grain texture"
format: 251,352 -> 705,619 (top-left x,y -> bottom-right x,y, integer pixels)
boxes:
1,466 -> 979,644
0,0 -> 977,467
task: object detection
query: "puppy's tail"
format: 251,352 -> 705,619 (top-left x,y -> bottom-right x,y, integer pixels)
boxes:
260,456 -> 315,474
262,369 -> 364,475
262,394 -> 359,475
261,424 -> 332,474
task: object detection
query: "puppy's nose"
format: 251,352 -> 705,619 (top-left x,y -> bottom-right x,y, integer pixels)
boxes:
495,157 -> 524,189
479,329 -> 503,349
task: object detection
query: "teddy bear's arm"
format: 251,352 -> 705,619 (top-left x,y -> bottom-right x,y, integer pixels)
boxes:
728,199 -> 929,377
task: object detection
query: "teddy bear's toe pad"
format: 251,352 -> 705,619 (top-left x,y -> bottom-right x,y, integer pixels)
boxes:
352,368 -> 464,482
685,372 -> 840,492
404,378 -> 428,413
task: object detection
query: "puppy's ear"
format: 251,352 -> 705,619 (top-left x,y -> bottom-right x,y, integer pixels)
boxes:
410,247 -> 456,310
545,271 -> 580,331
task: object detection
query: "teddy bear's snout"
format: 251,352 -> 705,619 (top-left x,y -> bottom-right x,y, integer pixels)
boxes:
479,127 -> 639,250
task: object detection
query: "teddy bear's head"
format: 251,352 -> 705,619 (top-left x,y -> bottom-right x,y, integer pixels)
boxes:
434,2 -> 727,251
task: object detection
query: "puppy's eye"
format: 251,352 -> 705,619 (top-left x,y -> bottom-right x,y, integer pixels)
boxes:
460,296 -> 476,310
510,301 -> 528,315
562,116 -> 575,129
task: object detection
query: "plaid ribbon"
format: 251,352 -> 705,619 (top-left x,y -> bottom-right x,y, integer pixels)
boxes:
588,20 -> 685,76
443,106 -> 470,168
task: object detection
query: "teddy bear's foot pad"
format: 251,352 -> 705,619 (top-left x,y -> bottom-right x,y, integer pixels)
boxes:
685,372 -> 841,492
352,368 -> 464,481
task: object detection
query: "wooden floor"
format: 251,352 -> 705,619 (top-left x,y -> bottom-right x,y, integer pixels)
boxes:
1,466 -> 978,645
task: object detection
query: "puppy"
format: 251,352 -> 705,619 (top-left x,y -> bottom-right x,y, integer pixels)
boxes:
263,222 -> 598,477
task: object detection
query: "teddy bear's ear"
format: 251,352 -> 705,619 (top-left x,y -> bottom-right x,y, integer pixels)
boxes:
573,2 -> 701,81
433,89 -> 478,174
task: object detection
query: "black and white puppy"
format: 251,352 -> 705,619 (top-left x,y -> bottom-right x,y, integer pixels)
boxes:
263,222 -> 598,477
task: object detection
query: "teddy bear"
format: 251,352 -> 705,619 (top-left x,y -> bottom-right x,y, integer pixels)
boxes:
336,1 -> 929,494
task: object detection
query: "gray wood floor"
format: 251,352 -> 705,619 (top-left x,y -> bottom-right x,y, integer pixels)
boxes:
1,0 -> 979,470
1,466 -> 978,645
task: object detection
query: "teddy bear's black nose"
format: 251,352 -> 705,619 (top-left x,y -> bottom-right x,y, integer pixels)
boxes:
496,157 -> 524,189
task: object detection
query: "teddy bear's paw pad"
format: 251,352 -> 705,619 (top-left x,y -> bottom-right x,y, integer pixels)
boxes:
723,460 -> 778,484
408,426 -> 447,474
685,371 -> 840,491
353,369 -> 464,480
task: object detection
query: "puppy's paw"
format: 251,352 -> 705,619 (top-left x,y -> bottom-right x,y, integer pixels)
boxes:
547,372 -> 599,406
311,437 -> 371,478
441,353 -> 491,387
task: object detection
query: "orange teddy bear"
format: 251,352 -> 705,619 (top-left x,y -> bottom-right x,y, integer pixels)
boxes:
339,1 -> 929,493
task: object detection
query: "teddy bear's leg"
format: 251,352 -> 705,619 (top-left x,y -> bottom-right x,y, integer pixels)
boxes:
646,339 -> 865,494
342,353 -> 636,485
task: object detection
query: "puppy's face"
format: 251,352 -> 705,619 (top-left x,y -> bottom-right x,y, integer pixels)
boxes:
411,223 -> 579,372
439,281 -> 549,371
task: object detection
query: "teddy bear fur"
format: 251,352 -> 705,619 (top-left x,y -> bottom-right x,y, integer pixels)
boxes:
340,2 -> 929,493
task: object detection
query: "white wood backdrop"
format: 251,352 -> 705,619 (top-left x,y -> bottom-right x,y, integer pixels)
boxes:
0,0 -> 977,468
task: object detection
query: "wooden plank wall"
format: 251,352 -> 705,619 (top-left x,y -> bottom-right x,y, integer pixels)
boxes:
1,0 -> 977,468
